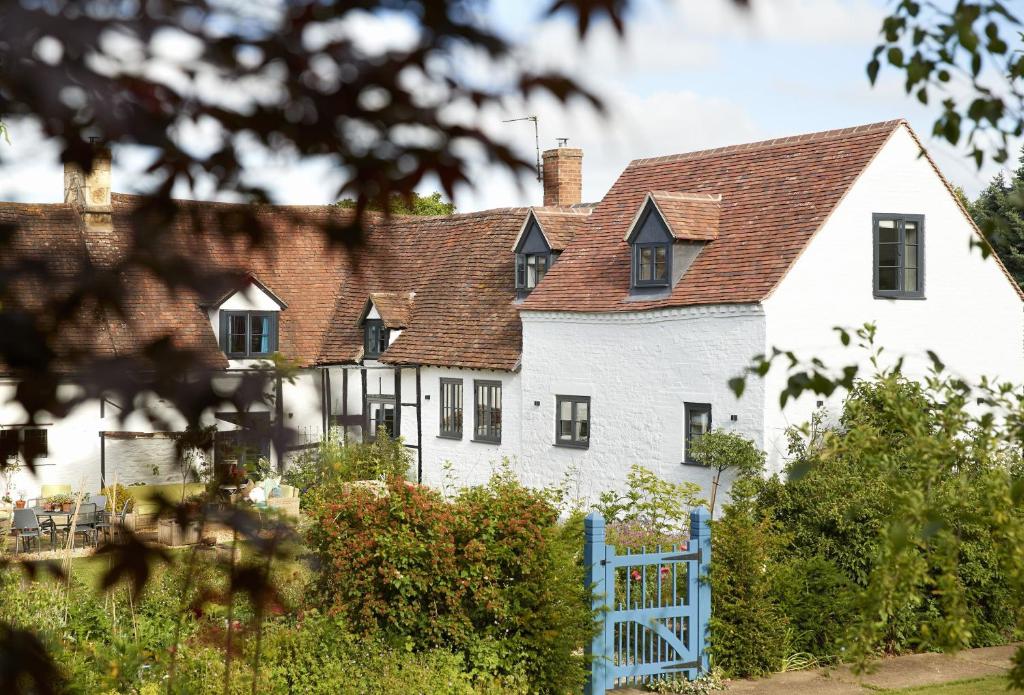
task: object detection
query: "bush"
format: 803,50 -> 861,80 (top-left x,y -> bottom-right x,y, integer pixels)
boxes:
708,478 -> 788,677
305,471 -> 594,694
710,374 -> 1024,676
595,464 -> 705,548
283,426 -> 410,502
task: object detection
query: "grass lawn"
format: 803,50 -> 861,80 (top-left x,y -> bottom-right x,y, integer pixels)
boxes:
889,675 -> 1011,693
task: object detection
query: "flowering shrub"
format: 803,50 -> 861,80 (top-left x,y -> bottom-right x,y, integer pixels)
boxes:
305,472 -> 594,694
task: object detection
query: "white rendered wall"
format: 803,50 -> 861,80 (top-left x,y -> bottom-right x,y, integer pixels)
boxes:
416,367 -> 522,491
517,306 -> 766,507
762,124 -> 1024,471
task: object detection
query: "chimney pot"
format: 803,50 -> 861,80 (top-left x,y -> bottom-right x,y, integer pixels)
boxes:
64,142 -> 112,229
541,146 -> 582,207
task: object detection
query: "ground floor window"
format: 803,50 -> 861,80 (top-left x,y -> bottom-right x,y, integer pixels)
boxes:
367,396 -> 397,440
684,403 -> 711,463
473,380 -> 502,443
439,378 -> 463,439
555,396 -> 590,448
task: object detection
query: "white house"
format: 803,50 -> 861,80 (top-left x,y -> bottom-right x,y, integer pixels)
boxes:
1,120 -> 1020,504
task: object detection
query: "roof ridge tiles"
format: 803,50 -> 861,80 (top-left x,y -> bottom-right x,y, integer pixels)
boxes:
629,119 -> 905,167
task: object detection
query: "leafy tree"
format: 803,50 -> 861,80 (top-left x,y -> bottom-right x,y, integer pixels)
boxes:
336,191 -> 455,216
968,149 -> 1024,286
688,430 -> 765,517
869,1 -> 1024,168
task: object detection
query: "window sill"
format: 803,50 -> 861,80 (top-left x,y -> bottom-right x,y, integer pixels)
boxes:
679,460 -> 704,467
554,441 -> 589,450
472,438 -> 501,445
873,293 -> 926,300
437,433 -> 463,441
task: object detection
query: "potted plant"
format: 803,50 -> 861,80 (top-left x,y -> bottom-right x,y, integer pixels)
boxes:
49,493 -> 73,513
15,489 -> 26,509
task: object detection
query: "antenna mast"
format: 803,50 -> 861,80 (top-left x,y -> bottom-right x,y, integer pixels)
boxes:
502,115 -> 542,182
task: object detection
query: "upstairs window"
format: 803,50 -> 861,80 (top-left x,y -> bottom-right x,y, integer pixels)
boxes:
555,396 -> 590,448
873,213 -> 924,299
473,380 -> 502,443
634,244 -> 668,285
439,378 -> 464,439
683,403 -> 711,463
364,319 -> 389,359
1,427 -> 49,462
220,311 -> 278,358
627,200 -> 672,289
514,216 -> 555,298
516,253 -> 551,291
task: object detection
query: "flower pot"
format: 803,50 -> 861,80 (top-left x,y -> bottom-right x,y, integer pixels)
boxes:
61,502 -> 73,513
14,500 -> 25,509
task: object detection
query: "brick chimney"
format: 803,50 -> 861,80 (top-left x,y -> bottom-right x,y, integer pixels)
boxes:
64,142 -> 112,229
542,145 -> 582,207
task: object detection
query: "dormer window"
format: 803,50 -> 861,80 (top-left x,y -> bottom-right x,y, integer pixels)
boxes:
513,213 -> 557,299
364,319 -> 389,359
627,200 -> 672,289
221,312 -> 278,358
624,192 -> 721,294
516,253 -> 551,291
208,275 -> 286,360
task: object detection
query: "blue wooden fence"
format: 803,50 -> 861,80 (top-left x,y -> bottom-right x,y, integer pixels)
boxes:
583,507 -> 711,694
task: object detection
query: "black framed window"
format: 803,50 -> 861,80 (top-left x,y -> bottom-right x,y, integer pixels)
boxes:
634,243 -> 669,286
473,380 -> 502,443
873,213 -> 924,299
364,319 -> 389,359
0,430 -> 18,461
220,311 -> 278,358
439,378 -> 463,439
684,403 -> 711,463
516,253 -> 550,291
367,396 -> 396,440
1,428 -> 49,461
555,396 -> 590,448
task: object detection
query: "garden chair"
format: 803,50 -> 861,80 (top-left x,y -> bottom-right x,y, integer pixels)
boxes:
11,508 -> 54,553
68,503 -> 100,548
96,498 -> 130,544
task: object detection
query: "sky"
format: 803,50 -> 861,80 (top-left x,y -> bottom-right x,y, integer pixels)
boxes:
0,0 -> 1018,211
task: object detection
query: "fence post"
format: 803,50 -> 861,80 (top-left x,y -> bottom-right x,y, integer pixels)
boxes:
690,506 -> 712,675
584,511 -> 609,695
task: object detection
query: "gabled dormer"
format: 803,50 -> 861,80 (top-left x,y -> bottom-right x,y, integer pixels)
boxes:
359,292 -> 414,360
513,212 -> 555,299
625,192 -> 720,295
205,274 -> 286,360
511,207 -> 591,299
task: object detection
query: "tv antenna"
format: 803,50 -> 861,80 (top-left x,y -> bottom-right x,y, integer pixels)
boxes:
502,115 -> 542,182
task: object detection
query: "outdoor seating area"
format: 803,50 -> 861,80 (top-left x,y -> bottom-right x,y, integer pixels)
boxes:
0,478 -> 301,555
3,492 -> 132,554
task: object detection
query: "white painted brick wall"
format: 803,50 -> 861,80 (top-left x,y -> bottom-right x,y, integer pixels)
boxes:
517,306 -> 767,506
417,367 -> 522,491
762,124 -> 1024,472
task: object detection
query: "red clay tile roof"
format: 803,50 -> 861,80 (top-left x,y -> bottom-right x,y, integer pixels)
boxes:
1,196 -> 528,373
365,292 -> 415,329
523,206 -> 593,251
322,208 -> 528,369
522,120 -> 908,312
640,192 -> 721,241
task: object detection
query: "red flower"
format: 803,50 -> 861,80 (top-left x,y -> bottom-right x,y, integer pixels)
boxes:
630,570 -> 641,581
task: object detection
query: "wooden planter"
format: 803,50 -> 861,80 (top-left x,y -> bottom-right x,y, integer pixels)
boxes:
157,518 -> 200,546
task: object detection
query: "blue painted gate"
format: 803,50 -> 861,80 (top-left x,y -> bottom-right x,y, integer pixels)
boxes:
583,507 -> 711,693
